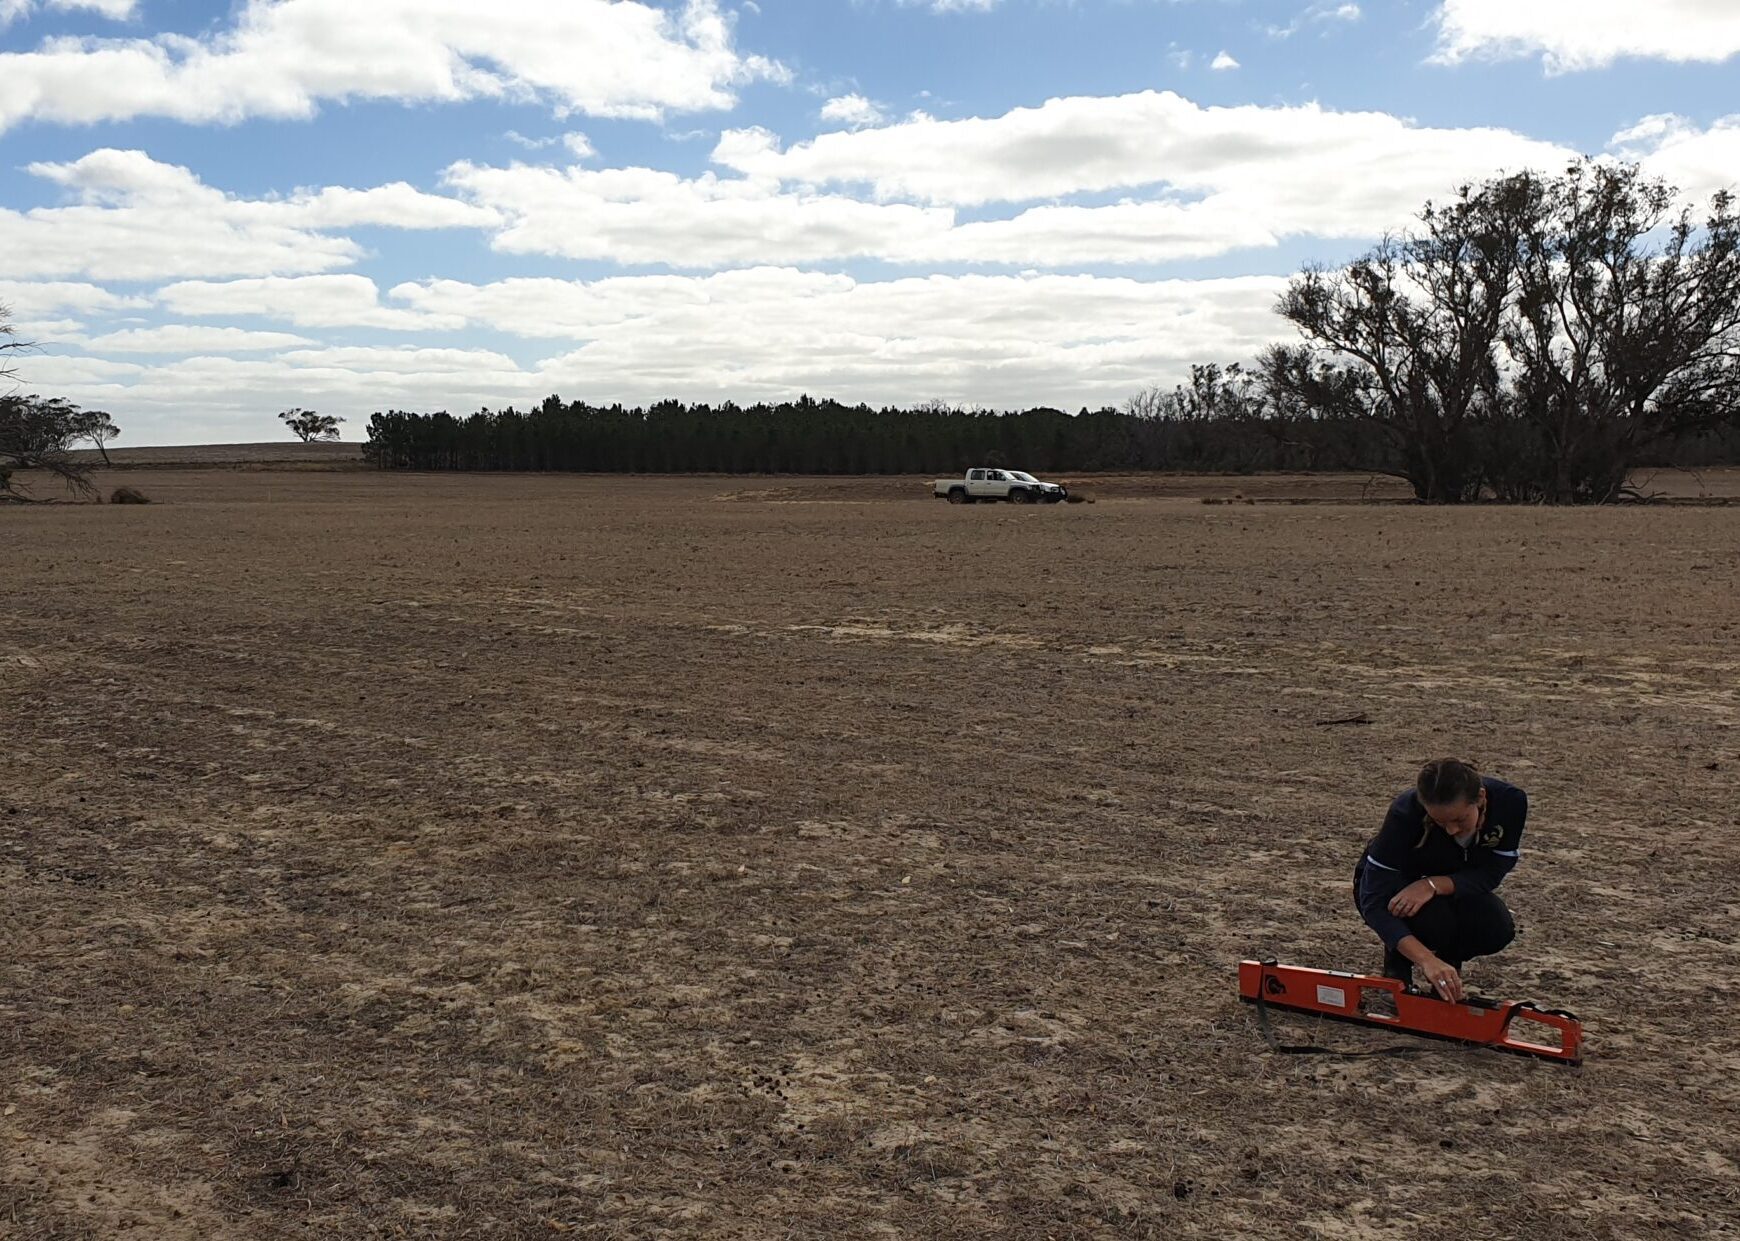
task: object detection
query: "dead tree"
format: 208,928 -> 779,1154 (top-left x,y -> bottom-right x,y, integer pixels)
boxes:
1,301 -> 27,388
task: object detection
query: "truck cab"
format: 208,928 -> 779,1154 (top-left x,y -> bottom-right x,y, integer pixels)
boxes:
933,469 -> 1068,504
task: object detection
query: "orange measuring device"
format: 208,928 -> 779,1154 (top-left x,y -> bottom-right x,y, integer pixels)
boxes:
1239,959 -> 1583,1065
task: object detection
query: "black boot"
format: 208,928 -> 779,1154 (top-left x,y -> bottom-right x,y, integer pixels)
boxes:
1382,947 -> 1413,988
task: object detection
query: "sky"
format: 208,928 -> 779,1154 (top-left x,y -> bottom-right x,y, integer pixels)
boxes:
1,0 -> 1738,445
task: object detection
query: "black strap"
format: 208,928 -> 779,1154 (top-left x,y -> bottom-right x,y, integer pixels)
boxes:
1251,967 -> 1422,1059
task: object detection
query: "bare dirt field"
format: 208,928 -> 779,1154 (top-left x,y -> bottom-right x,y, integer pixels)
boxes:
4,470 -> 1739,1239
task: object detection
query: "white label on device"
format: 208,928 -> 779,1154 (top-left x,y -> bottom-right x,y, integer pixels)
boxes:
1316,985 -> 1347,1007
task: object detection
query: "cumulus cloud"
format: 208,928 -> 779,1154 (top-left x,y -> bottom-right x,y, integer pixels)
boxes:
17,354 -> 147,385
1266,3 -> 1360,39
702,93 -> 1566,228
1609,114 -> 1740,202
442,155 -> 1310,266
819,93 -> 888,128
1433,0 -> 1740,71
31,267 -> 1293,442
384,267 -> 1293,414
276,345 -> 523,374
82,325 -> 319,353
900,0 -> 999,11
0,0 -> 785,134
157,275 -> 466,331
1,0 -> 136,24
9,93 -> 1581,282
0,278 -> 145,316
1210,51 -> 1240,71
4,149 -> 496,280
0,277 -> 145,338
504,130 -> 596,159
442,160 -> 956,266
18,349 -> 535,443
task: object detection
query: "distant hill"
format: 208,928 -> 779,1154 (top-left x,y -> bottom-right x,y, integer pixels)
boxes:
71,442 -> 367,470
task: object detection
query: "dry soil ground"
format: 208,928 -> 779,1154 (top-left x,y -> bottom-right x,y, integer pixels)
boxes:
4,469 -> 1739,1240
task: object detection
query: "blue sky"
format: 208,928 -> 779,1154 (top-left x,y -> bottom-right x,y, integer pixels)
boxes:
2,0 -> 1737,444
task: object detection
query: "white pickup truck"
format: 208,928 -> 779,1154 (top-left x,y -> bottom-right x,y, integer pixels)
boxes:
933,468 -> 1069,504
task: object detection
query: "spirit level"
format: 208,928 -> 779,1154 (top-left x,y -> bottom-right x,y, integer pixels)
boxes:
1239,959 -> 1583,1064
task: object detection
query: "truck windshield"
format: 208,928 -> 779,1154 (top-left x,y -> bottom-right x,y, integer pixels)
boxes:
1009,472 -> 1038,482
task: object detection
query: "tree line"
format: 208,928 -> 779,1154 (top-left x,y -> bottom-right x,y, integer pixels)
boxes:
365,398 -> 1206,476
6,161 -> 1739,504
358,381 -> 1738,490
364,163 -> 1740,502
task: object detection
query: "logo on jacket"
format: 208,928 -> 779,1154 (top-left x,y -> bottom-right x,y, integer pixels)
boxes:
1478,825 -> 1503,848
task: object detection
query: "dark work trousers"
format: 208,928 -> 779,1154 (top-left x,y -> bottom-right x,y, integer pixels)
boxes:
1404,889 -> 1516,966
1353,866 -> 1517,967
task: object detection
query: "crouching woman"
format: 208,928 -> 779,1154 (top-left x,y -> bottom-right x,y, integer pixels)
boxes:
1354,759 -> 1526,1002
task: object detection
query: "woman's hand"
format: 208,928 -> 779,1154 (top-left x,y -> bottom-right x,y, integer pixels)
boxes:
1387,878 -> 1440,918
1420,956 -> 1464,1003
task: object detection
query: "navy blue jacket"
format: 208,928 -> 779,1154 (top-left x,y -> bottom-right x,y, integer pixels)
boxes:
1356,777 -> 1527,948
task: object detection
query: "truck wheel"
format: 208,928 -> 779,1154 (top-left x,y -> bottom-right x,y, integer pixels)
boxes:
1012,488 -> 1034,504
947,488 -> 969,504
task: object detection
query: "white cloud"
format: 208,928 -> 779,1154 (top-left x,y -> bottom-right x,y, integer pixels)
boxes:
819,93 -> 888,128
1210,51 -> 1240,71
442,160 -> 957,266
4,102 -> 1590,283
1266,3 -> 1360,39
0,278 -> 145,316
157,275 -> 465,331
277,345 -> 522,374
504,130 -> 595,159
293,184 -> 500,231
174,88 -> 1578,272
911,199 -> 1286,265
900,0 -> 999,12
1609,114 -> 1740,202
10,317 -> 86,339
1,0 -> 136,25
82,325 -> 319,353
4,149 -> 496,280
31,267 -> 1293,442
0,0 -> 785,134
17,348 -> 534,442
386,268 -> 1291,414
443,155 -> 1312,266
0,278 -> 144,340
1433,0 -> 1740,71
16,354 -> 147,384
711,93 -> 1572,239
